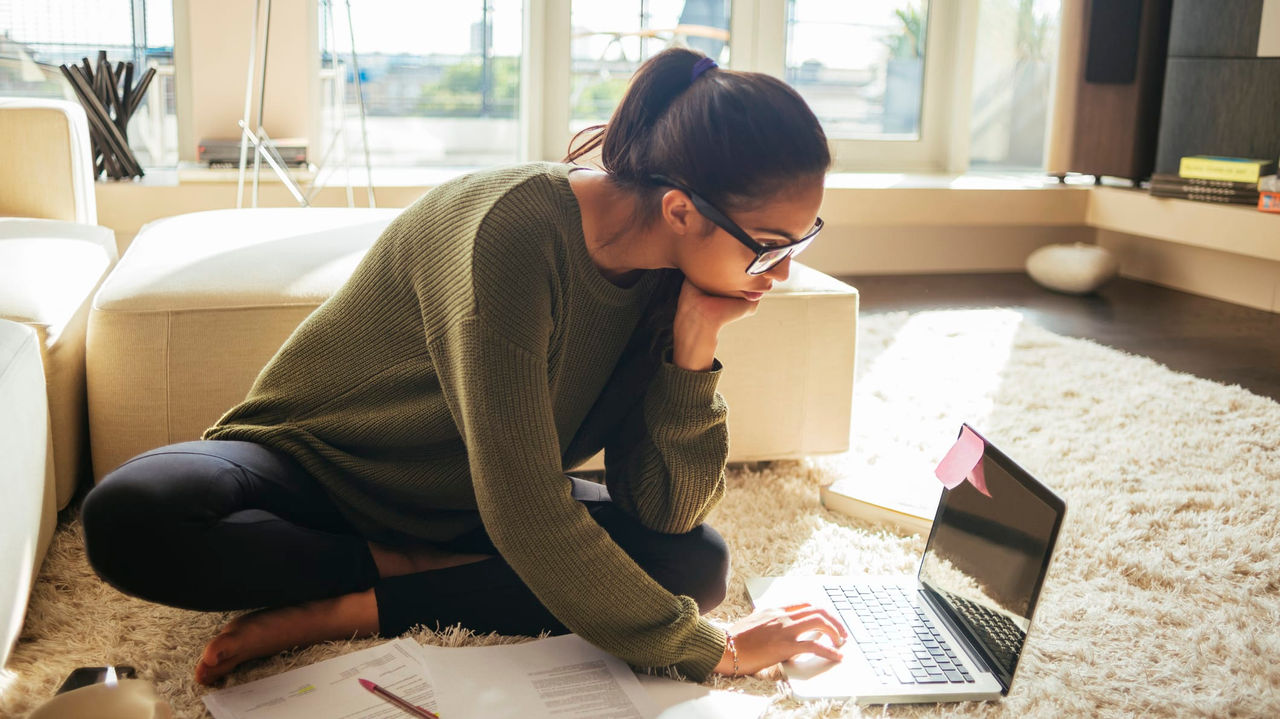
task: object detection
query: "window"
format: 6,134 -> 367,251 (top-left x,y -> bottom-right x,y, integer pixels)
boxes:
569,0 -> 730,130
2,1 -> 1061,176
967,0 -> 1061,171
777,0 -> 970,172
321,0 -> 523,169
785,0 -> 928,139
0,0 -> 178,167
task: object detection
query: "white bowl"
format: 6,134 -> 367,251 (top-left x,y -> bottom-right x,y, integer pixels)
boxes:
28,679 -> 173,719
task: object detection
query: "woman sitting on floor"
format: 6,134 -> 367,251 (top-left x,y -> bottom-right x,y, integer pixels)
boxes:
81,47 -> 847,685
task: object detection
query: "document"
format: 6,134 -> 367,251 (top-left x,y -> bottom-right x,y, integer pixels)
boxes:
203,633 -> 763,719
203,638 -> 437,719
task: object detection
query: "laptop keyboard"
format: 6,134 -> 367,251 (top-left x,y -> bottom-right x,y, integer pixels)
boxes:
825,584 -> 975,685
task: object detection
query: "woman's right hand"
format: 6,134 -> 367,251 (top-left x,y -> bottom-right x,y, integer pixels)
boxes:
712,603 -> 848,676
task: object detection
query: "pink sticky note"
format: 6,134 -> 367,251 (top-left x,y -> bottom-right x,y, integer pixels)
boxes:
934,426 -> 991,497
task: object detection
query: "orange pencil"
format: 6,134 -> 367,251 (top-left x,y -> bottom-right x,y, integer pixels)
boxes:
358,677 -> 440,719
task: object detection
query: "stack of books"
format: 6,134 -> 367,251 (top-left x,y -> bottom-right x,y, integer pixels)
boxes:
1150,155 -> 1277,207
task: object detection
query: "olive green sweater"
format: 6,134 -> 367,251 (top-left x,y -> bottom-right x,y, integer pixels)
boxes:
203,162 -> 730,680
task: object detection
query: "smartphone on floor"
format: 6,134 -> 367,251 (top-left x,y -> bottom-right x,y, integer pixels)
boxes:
57,665 -> 137,694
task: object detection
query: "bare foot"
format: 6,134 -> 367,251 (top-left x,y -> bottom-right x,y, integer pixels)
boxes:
368,541 -> 493,579
195,589 -> 379,685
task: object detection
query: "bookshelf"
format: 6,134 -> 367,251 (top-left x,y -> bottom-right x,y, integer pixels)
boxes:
1086,185 -> 1280,263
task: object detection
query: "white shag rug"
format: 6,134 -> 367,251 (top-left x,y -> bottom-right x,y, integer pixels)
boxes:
3,309 -> 1280,718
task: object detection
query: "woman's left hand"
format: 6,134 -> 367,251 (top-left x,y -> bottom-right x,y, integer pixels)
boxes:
671,279 -> 758,371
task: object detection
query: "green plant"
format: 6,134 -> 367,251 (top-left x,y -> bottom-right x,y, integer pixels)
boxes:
572,76 -> 629,119
882,2 -> 926,60
417,56 -> 519,118
1014,0 -> 1052,63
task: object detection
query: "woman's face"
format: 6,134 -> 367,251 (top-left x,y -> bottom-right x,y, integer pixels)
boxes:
676,177 -> 826,300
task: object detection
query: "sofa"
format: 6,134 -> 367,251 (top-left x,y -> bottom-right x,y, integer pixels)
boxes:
0,98 -> 119,667
0,319 -> 56,669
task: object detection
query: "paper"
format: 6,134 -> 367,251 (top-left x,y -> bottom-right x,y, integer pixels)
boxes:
418,634 -> 657,719
634,674 -> 768,719
203,633 -> 749,719
934,426 -> 990,497
203,638 -> 437,719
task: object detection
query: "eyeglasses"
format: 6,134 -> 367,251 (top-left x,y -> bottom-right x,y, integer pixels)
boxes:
649,174 -> 823,275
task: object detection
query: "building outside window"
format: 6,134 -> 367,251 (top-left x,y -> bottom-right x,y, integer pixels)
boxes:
570,0 -> 731,130
320,0 -> 523,170
0,0 -> 178,168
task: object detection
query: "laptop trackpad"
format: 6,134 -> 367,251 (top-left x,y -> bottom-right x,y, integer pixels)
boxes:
785,632 -> 878,684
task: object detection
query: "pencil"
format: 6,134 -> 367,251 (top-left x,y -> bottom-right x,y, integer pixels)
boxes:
357,678 -> 440,719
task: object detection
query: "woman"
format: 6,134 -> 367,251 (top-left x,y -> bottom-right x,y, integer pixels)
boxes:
82,48 -> 847,686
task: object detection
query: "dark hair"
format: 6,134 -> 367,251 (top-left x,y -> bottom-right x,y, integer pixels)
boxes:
564,47 -> 831,217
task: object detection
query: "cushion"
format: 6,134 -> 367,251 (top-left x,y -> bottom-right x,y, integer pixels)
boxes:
1026,242 -> 1118,294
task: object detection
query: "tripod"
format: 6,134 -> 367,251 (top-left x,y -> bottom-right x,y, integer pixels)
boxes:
235,0 -> 375,209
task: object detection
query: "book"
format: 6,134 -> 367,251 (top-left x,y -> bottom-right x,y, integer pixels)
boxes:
1149,182 -> 1259,199
1178,155 -> 1278,184
1149,172 -> 1260,193
1149,187 -> 1260,205
820,475 -> 938,536
1260,191 -> 1280,213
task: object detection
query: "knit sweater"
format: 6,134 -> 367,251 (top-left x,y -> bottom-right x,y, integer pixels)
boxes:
203,162 -> 731,680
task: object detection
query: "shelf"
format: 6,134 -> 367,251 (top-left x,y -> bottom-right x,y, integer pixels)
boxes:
1086,186 -> 1280,263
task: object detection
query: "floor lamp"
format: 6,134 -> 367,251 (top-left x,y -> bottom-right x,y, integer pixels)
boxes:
236,0 -> 376,209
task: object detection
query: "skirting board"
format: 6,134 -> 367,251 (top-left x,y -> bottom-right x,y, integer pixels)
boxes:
799,225 -> 1095,275
1098,229 -> 1280,312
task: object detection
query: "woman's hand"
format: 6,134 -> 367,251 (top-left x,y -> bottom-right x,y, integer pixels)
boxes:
671,279 -> 760,372
713,603 -> 848,677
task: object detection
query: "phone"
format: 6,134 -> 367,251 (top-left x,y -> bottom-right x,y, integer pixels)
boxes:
57,665 -> 138,694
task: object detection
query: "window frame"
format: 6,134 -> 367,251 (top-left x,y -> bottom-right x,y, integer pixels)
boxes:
524,0 -> 980,172
167,0 -> 982,174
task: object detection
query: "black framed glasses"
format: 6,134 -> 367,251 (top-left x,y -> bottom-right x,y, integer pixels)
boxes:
649,174 -> 823,275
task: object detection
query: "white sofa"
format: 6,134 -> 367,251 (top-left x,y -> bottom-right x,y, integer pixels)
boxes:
87,208 -> 860,481
0,318 -> 56,669
0,99 -> 118,648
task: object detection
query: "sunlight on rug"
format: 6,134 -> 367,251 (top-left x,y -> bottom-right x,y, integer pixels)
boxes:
3,309 -> 1279,718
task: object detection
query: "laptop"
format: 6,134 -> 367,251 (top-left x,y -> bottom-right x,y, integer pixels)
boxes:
746,424 -> 1066,704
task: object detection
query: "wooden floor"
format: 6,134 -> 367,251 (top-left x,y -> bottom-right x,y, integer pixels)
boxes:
836,273 -> 1280,402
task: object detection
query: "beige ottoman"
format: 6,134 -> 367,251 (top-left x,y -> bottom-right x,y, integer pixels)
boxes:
0,318 -> 56,669
87,208 -> 858,481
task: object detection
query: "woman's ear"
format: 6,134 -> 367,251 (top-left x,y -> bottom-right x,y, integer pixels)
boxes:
660,189 -> 699,237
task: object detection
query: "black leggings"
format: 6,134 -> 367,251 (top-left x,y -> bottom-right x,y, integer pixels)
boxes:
80,440 -> 730,637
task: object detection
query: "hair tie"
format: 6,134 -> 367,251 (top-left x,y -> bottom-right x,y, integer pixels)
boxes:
690,57 -> 718,83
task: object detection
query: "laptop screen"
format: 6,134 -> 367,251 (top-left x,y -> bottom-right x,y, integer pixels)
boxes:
917,431 -> 1064,688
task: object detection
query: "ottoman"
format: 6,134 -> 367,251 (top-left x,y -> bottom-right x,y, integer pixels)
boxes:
0,318 -> 56,669
87,208 -> 858,480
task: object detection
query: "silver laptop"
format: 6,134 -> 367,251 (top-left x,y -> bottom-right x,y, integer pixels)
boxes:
746,424 -> 1066,704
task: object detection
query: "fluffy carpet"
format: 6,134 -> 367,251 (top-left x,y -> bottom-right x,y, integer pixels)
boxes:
3,309 -> 1279,718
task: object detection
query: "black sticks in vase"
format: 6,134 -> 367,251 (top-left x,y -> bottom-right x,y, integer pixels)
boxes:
59,51 -> 157,180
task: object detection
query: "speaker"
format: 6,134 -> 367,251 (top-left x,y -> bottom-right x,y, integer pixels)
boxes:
1060,0 -> 1173,182
1153,0 -> 1280,175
